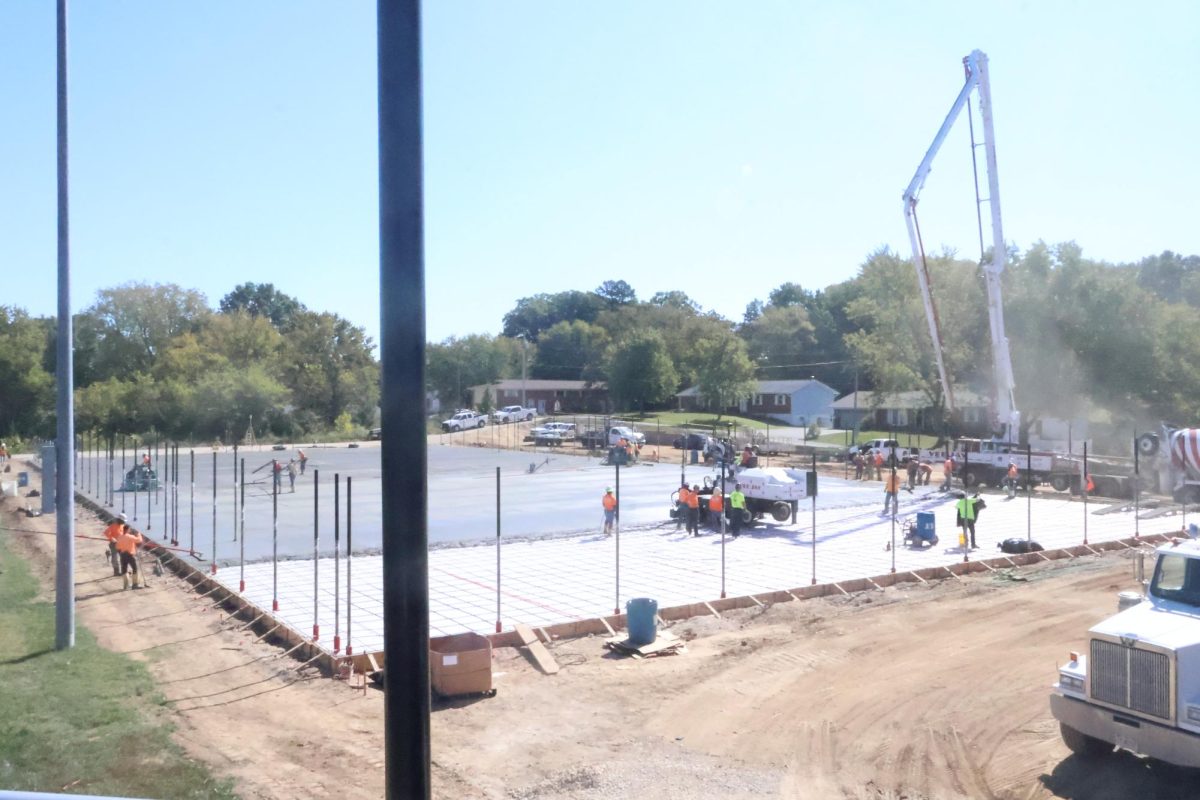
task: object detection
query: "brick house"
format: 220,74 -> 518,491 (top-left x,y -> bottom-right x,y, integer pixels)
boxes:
675,379 -> 837,427
469,380 -> 609,415
832,389 -> 989,433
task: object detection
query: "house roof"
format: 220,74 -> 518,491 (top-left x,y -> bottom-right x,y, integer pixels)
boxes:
676,379 -> 835,398
832,389 -> 987,410
471,379 -> 606,392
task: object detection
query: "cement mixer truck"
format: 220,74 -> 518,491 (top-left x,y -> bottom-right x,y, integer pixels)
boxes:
1137,426 -> 1200,504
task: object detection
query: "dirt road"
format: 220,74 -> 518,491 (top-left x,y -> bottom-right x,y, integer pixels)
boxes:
6,475 -> 1200,799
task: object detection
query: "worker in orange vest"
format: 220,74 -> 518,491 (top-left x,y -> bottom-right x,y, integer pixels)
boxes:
685,484 -> 701,536
102,514 -> 126,576
602,487 -> 617,535
708,489 -> 724,531
942,456 -> 955,492
115,523 -> 145,590
873,451 -> 884,480
676,482 -> 691,531
883,469 -> 901,516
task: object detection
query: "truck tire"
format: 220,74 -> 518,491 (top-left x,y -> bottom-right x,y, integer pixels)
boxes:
1136,433 -> 1160,457
962,469 -> 980,488
770,502 -> 792,522
477,419 -> 486,429
1050,475 -> 1071,492
1059,723 -> 1111,758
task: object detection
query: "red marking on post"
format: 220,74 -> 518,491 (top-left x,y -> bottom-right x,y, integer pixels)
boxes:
345,645 -> 353,656
312,625 -> 319,642
272,598 -> 279,612
210,563 -> 217,575
333,635 -> 341,654
239,579 -> 245,592
494,621 -> 501,633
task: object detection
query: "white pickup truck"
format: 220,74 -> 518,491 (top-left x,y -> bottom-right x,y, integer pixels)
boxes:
1051,540 -> 1200,768
491,405 -> 536,424
441,411 -> 487,432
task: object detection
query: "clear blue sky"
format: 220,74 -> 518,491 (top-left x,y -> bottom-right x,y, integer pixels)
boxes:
2,2 -> 1197,347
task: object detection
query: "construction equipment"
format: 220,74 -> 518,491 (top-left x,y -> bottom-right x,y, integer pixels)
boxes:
1051,540 -> 1200,767
1138,425 -> 1200,504
902,48 -> 1017,443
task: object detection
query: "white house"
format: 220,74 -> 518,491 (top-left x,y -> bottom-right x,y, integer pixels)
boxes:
676,379 -> 837,428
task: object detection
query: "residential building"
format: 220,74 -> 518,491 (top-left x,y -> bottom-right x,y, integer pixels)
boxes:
675,379 -> 837,428
469,380 -> 609,414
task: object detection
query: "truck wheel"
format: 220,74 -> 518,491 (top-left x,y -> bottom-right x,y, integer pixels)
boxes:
1050,475 -> 1070,492
1059,723 -> 1111,758
962,470 -> 980,488
1136,433 -> 1160,457
770,502 -> 792,522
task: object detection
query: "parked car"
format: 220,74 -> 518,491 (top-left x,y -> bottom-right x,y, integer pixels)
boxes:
531,421 -> 576,438
491,405 -> 536,424
578,429 -> 607,449
673,433 -> 711,450
608,426 -> 645,447
366,427 -> 382,440
442,411 -> 487,432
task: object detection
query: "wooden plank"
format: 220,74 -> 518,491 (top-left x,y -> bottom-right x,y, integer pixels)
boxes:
703,602 -> 721,619
598,617 -> 616,637
905,571 -> 928,585
514,623 -> 559,674
366,651 -> 381,673
831,583 -> 850,595
535,627 -> 553,645
513,623 -> 538,646
747,595 -> 765,607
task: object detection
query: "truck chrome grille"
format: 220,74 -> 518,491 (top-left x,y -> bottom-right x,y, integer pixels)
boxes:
1090,639 -> 1171,720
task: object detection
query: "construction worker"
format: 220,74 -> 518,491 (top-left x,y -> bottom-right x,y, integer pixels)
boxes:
298,449 -> 308,475
955,492 -> 981,549
142,452 -> 151,467
708,489 -> 724,531
102,514 -> 126,576
729,483 -> 746,536
883,469 -> 901,516
115,523 -> 145,590
905,458 -> 919,490
942,456 -> 955,492
873,451 -> 884,481
287,459 -> 299,492
1005,461 -> 1019,498
272,459 -> 283,491
686,484 -> 701,536
918,460 -> 933,486
852,453 -> 864,480
602,487 -> 617,535
676,482 -> 691,530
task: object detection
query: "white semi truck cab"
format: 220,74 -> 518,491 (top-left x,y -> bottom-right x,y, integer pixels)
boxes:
1051,540 -> 1200,767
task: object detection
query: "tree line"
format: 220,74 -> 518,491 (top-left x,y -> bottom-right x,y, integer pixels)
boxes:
428,246 -> 1200,441
0,282 -> 378,444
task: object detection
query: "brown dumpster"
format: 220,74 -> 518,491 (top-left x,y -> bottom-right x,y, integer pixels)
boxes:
430,632 -> 494,697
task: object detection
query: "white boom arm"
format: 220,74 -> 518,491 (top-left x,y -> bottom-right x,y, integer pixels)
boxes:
901,49 -> 1019,443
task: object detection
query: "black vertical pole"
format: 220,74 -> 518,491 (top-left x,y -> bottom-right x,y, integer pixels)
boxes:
232,443 -> 238,541
162,440 -> 168,537
272,460 -> 279,612
614,462 -> 620,616
1083,442 -> 1089,546
313,469 -> 320,643
133,440 -> 138,521
811,452 -> 818,580
346,476 -> 353,656
1134,433 -> 1140,540
334,473 -> 341,654
381,3 -> 434,796
210,451 -> 217,573
720,459 -> 726,599
189,449 -> 195,557
378,0 -> 430,793
239,458 -> 246,592
120,435 -> 126,514
495,467 -> 501,633
154,434 -> 158,506
144,438 -> 151,531
1026,445 -> 1033,543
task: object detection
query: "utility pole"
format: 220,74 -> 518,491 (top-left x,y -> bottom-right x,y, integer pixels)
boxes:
54,0 -> 75,651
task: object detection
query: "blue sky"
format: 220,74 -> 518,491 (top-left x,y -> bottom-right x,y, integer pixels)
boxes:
2,2 -> 1197,347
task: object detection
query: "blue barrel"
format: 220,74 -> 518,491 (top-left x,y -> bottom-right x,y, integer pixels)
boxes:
916,511 -> 935,540
626,597 -> 658,646
17,472 -> 28,488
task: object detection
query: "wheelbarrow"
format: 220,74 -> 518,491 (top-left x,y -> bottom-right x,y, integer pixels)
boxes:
902,511 -> 938,548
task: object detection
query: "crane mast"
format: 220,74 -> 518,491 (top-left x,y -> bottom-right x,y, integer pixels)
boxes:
901,49 -> 1019,444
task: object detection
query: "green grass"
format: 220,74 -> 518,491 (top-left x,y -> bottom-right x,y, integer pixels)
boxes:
0,533 -> 237,799
623,411 -> 774,431
813,429 -> 943,448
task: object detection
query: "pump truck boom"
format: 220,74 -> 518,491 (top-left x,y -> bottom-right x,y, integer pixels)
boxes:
902,49 -> 1019,444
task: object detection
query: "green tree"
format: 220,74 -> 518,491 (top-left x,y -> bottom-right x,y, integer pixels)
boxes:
218,282 -> 306,330
0,307 -> 53,436
740,305 -> 817,377
532,320 -> 610,381
692,332 -> 756,419
501,291 -> 606,339
80,283 -> 212,380
279,311 -> 378,427
649,290 -> 701,313
426,334 -> 514,410
595,279 -> 638,306
607,331 -> 679,411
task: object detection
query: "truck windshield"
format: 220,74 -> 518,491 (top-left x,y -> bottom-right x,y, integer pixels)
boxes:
1150,554 -> 1200,607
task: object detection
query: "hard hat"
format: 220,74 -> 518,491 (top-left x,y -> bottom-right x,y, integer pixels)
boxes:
118,513 -> 128,522
606,487 -> 613,493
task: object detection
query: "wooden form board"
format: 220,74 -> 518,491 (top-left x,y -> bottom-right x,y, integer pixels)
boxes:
514,624 -> 559,675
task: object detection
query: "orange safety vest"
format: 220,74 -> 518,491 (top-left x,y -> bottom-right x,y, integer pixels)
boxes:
885,472 -> 901,493
103,522 -> 123,542
686,490 -> 700,509
874,452 -> 884,467
602,493 -> 616,511
115,530 -> 142,555
709,493 -> 723,512
944,459 -> 953,473
678,487 -> 691,505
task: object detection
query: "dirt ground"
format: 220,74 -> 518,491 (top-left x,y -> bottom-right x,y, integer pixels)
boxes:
5,462 -> 1200,799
